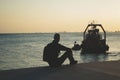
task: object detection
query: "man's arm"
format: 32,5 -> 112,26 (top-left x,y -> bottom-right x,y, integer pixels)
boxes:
58,44 -> 70,51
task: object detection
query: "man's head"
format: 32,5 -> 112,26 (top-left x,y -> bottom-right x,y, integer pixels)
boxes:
54,33 -> 60,43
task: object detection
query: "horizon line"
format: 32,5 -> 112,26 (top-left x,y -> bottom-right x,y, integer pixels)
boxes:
0,31 -> 120,34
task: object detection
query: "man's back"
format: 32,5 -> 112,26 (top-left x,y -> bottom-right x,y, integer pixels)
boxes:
43,42 -> 60,62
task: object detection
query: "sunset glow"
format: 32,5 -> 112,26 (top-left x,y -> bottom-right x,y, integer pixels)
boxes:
0,0 -> 120,33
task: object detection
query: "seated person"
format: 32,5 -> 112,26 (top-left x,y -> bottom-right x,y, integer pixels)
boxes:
43,33 -> 77,67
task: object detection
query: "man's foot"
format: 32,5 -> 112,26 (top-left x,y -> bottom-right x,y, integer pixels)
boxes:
70,60 -> 77,65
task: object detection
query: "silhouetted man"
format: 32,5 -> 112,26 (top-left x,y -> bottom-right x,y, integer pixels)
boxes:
43,33 -> 77,67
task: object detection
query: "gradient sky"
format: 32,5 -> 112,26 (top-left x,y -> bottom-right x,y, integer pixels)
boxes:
0,0 -> 120,33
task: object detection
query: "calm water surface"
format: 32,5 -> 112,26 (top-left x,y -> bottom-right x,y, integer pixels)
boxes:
0,32 -> 120,70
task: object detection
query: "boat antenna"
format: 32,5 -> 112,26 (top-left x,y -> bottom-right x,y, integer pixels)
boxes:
91,20 -> 95,24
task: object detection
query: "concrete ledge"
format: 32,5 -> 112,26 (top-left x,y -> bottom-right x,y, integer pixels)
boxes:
0,61 -> 120,80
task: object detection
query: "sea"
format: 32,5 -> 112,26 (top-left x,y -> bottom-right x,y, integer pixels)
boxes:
0,32 -> 120,70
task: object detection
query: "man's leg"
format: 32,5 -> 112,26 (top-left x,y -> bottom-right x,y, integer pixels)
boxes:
58,49 -> 77,65
48,49 -> 77,67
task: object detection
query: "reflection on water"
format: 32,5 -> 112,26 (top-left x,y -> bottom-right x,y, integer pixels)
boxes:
78,52 -> 120,63
80,53 -> 108,63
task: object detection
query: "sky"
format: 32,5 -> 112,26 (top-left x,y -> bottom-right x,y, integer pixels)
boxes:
0,0 -> 120,33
